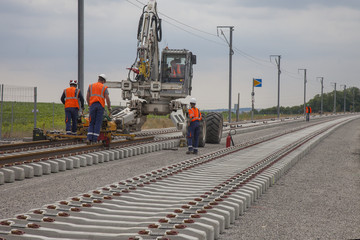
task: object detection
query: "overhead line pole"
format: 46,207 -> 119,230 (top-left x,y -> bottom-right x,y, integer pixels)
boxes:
0,84 -> 3,140
352,88 -> 355,112
251,79 -> 255,122
332,82 -> 337,114
341,84 -> 346,114
344,85 -> 347,113
236,93 -> 240,122
317,77 -> 324,115
78,0 -> 84,95
298,68 -> 307,116
270,55 -> 281,119
217,26 -> 234,123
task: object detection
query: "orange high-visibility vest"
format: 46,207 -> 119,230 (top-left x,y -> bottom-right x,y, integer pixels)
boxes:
306,106 -> 312,113
64,87 -> 80,109
89,82 -> 108,107
188,107 -> 202,122
171,65 -> 181,77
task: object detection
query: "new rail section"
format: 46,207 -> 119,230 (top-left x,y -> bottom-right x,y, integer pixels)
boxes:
0,114 -> 357,239
0,114 -> 349,184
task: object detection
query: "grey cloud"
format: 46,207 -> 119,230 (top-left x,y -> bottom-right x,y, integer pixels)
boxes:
177,0 -> 360,10
231,0 -> 360,10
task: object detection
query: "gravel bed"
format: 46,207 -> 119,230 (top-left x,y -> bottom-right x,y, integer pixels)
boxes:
0,117 -> 358,240
219,117 -> 360,240
0,121 -> 296,220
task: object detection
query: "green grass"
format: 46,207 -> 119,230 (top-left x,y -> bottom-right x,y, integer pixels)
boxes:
1,102 -> 65,138
0,102 -> 303,139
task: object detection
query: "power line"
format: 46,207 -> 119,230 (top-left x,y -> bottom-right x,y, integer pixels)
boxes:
125,0 -> 297,75
162,19 -> 225,46
133,0 -> 219,37
281,69 -> 302,80
127,0 -> 225,46
159,12 -> 218,37
125,0 -> 143,9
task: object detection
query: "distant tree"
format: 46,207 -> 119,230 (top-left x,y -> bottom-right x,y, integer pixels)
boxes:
258,87 -> 360,114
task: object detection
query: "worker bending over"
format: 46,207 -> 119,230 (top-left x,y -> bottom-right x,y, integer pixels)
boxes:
86,74 -> 111,143
306,104 -> 312,122
61,80 -> 84,135
187,98 -> 202,155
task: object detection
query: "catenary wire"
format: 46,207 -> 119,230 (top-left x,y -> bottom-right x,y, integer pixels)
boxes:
126,0 -> 308,81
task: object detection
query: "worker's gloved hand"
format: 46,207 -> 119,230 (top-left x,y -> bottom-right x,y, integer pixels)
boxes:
108,107 -> 112,117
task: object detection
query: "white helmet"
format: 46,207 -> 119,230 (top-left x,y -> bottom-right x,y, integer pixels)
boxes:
190,98 -> 196,104
69,79 -> 78,86
99,74 -> 107,82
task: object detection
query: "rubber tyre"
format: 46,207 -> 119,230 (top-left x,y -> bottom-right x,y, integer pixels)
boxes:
198,118 -> 206,147
205,112 -> 223,144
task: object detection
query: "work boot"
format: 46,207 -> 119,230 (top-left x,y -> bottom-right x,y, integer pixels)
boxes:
193,151 -> 198,155
186,150 -> 193,154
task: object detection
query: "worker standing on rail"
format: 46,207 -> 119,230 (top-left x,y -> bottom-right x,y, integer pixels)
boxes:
306,104 -> 312,122
186,98 -> 202,155
61,80 -> 85,135
86,74 -> 111,143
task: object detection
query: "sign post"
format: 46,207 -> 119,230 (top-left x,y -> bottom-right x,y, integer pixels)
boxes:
252,79 -> 262,122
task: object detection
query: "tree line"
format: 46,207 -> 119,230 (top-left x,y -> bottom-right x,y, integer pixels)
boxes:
258,87 -> 360,115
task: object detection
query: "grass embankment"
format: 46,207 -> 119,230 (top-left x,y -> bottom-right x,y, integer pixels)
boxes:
0,101 -> 299,139
1,102 -> 65,138
0,102 -> 173,138
142,115 -> 173,129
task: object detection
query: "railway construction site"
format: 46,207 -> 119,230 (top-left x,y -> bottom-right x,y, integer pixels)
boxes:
0,113 -> 359,240
2,0 -> 360,239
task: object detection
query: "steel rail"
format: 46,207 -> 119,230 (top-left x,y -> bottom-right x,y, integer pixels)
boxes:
0,117 -> 348,240
0,114 -> 338,155
128,120 -> 344,239
0,117 -> 336,169
0,138 -> 81,153
0,136 -> 155,166
0,128 -> 181,155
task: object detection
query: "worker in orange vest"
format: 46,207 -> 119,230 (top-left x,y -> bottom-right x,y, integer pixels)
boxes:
170,60 -> 182,78
61,80 -> 84,135
187,98 -> 202,155
306,104 -> 312,122
86,74 -> 111,143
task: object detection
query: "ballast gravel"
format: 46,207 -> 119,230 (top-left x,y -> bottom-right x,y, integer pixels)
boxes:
0,121 -> 291,220
219,118 -> 360,240
0,117 -> 359,240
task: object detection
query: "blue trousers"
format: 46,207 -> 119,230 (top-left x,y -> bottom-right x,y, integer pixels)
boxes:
87,102 -> 104,142
187,120 -> 200,153
65,107 -> 78,135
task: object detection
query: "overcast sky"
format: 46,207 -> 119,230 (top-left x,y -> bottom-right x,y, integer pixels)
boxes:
1,0 -> 360,110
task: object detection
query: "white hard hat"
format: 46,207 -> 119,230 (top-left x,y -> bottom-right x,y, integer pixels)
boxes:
190,98 -> 196,104
99,74 -> 107,82
69,79 -> 78,85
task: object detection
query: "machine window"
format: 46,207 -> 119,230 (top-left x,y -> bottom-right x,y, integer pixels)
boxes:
162,55 -> 186,83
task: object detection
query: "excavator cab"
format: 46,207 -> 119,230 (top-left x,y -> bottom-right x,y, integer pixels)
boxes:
160,48 -> 196,99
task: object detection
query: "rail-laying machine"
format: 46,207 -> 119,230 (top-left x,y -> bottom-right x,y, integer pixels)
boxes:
35,0 -> 223,146
104,0 -> 223,146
